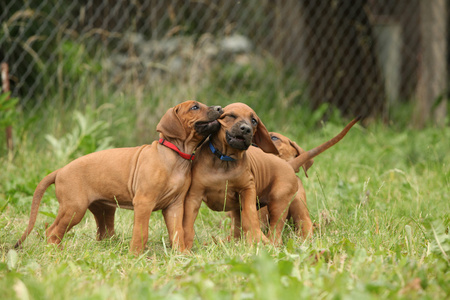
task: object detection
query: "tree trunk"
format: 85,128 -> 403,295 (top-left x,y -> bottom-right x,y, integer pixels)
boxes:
414,0 -> 447,127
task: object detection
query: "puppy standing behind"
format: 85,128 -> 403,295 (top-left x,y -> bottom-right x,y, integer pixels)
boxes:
15,101 -> 223,255
258,118 -> 361,237
258,132 -> 314,238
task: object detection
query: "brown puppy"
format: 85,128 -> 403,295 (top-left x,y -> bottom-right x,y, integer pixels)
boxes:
258,118 -> 361,238
183,103 -> 299,248
262,132 -> 314,237
15,101 -> 223,255
223,133 -> 314,237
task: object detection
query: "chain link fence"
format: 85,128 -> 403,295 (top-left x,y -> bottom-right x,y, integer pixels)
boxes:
1,0 -> 448,125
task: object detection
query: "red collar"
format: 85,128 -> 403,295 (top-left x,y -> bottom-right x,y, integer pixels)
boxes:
158,138 -> 195,161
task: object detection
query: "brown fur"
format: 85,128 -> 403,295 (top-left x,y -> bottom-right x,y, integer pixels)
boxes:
262,132 -> 314,237
258,118 -> 361,237
15,101 -> 223,255
183,103 -> 300,248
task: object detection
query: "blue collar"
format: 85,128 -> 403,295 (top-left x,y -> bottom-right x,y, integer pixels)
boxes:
209,142 -> 235,161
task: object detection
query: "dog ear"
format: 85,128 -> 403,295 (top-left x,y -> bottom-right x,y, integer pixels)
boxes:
252,119 -> 279,155
156,106 -> 186,140
289,140 -> 314,177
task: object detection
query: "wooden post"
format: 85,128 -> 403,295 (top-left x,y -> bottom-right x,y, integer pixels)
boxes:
1,62 -> 13,152
415,0 -> 447,127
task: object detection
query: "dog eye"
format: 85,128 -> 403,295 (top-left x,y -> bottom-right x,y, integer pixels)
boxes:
191,105 -> 199,110
270,136 -> 279,141
251,118 -> 258,126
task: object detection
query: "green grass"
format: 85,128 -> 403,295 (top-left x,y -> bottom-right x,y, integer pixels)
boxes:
0,99 -> 449,299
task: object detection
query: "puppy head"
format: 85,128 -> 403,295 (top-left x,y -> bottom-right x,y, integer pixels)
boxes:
157,100 -> 223,141
218,103 -> 278,154
269,132 -> 314,177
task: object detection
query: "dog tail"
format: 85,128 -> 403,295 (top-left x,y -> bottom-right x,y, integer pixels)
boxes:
14,170 -> 59,248
289,116 -> 361,171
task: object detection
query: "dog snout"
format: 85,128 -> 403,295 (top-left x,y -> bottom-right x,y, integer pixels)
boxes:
208,105 -> 223,119
212,105 -> 223,114
240,124 -> 251,135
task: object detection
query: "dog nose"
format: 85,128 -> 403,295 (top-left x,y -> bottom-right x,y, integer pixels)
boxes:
240,124 -> 251,135
212,105 -> 223,114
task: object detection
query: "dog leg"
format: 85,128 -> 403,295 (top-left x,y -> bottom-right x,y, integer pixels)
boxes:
287,180 -> 313,239
88,202 -> 116,240
229,209 -> 243,240
266,198 -> 290,245
46,202 -> 88,246
298,210 -> 313,239
287,196 -> 313,238
240,189 -> 269,244
183,193 -> 203,250
162,201 -> 185,252
130,193 -> 155,255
